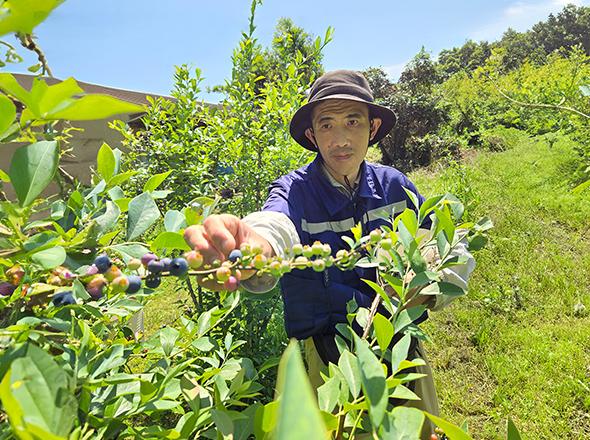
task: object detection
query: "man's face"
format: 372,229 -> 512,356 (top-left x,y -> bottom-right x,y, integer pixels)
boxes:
305,99 -> 381,187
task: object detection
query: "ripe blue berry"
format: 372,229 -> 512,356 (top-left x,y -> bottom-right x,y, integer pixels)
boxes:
126,275 -> 142,294
145,277 -> 161,289
228,249 -> 242,263
160,257 -> 172,272
53,290 -> 76,307
147,259 -> 165,274
93,254 -> 112,273
169,257 -> 188,276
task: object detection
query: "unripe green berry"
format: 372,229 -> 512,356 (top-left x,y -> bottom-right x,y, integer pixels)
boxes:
380,238 -> 393,250
292,243 -> 304,255
294,256 -> 308,266
312,259 -> 326,272
128,258 -> 142,271
311,241 -> 324,255
216,267 -> 231,282
302,245 -> 313,258
240,243 -> 251,256
325,256 -> 334,267
104,266 -> 122,282
322,244 -> 332,257
186,251 -> 203,269
269,261 -> 281,277
370,229 -> 382,243
280,260 -> 292,273
111,276 -> 129,292
252,254 -> 267,270
336,249 -> 349,262
251,244 -> 264,255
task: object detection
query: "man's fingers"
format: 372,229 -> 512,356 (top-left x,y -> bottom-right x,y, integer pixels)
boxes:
184,224 -> 225,264
203,214 -> 241,257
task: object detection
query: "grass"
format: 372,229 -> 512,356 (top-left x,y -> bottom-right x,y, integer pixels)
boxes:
411,131 -> 590,439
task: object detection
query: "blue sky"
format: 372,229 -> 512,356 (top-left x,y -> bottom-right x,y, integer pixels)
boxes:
10,0 -> 590,102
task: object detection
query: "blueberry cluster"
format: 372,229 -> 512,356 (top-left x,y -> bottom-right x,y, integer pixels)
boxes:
49,252 -> 191,308
44,231 -> 390,308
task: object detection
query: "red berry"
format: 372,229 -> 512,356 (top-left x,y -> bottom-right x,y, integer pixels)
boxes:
141,252 -> 158,267
223,276 -> 239,291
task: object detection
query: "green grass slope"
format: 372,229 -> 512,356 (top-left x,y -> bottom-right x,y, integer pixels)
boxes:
412,131 -> 590,439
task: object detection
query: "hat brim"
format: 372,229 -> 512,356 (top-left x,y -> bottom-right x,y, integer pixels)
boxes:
289,95 -> 397,152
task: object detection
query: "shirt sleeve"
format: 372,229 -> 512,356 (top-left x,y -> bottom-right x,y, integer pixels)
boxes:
240,211 -> 300,293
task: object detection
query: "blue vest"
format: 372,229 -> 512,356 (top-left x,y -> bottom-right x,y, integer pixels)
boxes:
262,156 -> 429,340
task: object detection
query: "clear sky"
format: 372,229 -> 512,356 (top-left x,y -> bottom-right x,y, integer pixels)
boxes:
9,0 -> 590,103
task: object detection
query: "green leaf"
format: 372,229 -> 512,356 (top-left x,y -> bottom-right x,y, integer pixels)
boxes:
274,340 -> 328,440
403,187 -> 420,210
317,375 -> 340,413
97,143 -> 116,182
437,229 -> 451,260
31,246 -> 66,269
391,334 -> 412,374
254,402 -> 277,440
421,282 -> 465,298
0,94 -> 16,139
0,343 -> 76,438
151,231 -> 191,252
433,207 -> 455,246
109,243 -> 151,266
352,333 -> 387,428
362,278 -> 393,313
380,406 -> 424,439
127,192 -> 160,240
0,0 -> 65,36
210,408 -> 234,439
394,306 -> 427,334
418,194 -> 444,224
9,141 -> 59,207
0,167 -> 10,182
424,412 -> 474,440
160,326 -> 180,357
90,200 -> 121,237
180,375 -> 201,414
408,271 -> 441,290
506,417 -> 522,440
398,208 -> 418,237
338,350 -> 362,399
144,171 -> 172,193
164,210 -> 187,233
373,313 -> 394,354
0,73 -> 31,106
47,94 -> 144,120
474,216 -> 493,232
72,278 -> 90,301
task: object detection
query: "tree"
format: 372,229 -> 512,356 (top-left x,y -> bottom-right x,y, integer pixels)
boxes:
363,53 -> 456,172
531,3 -> 590,56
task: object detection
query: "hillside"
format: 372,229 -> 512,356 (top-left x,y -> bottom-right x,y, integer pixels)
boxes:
411,130 -> 590,438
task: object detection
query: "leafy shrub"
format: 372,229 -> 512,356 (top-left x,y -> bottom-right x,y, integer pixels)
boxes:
114,4 -> 332,215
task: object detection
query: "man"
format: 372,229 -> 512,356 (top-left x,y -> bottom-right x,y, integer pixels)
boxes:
184,70 -> 474,437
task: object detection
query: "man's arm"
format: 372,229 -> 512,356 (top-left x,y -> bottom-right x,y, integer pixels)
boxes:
183,212 -> 300,292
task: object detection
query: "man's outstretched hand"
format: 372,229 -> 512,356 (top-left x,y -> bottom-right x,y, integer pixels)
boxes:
183,214 -> 274,290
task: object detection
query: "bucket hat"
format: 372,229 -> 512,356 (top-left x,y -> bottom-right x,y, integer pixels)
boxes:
289,69 -> 397,151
